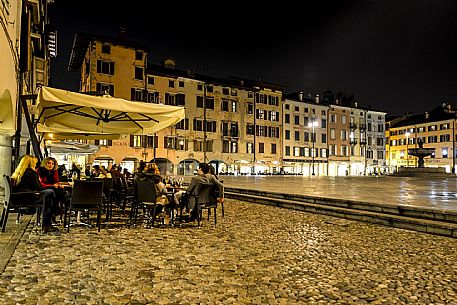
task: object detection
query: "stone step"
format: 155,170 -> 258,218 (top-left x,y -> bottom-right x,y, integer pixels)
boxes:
225,188 -> 457,238
225,187 -> 457,223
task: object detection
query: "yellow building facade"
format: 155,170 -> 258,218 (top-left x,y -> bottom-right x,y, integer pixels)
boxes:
387,104 -> 457,173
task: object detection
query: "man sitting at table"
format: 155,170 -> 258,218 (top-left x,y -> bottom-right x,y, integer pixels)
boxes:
186,162 -> 224,221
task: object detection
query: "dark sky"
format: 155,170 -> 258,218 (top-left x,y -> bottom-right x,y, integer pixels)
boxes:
49,0 -> 457,116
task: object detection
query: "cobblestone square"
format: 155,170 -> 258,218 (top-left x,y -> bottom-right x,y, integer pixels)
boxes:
0,199 -> 456,304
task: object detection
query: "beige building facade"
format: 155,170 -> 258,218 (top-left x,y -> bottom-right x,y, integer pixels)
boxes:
283,95 -> 329,176
69,33 -> 284,175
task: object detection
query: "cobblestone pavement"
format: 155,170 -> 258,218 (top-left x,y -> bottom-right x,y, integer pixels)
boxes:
0,199 -> 456,305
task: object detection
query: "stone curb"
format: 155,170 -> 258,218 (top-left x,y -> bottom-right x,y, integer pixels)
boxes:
0,215 -> 32,273
225,187 -> 457,223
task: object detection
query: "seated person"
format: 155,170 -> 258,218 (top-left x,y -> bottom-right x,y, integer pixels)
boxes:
97,165 -> 112,179
123,168 -> 132,179
37,157 -> 66,216
186,162 -> 224,221
91,165 -> 101,178
69,163 -> 81,180
134,162 -> 171,223
12,155 -> 58,232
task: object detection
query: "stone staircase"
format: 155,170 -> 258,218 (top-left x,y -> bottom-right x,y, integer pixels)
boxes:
225,187 -> 457,238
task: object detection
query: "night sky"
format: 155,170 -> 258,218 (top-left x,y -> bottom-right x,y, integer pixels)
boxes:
49,0 -> 457,116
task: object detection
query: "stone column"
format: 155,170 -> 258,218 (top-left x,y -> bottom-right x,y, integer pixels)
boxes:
0,134 -> 13,191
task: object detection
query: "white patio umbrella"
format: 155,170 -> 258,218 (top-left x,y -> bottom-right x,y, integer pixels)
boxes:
37,123 -> 122,140
46,140 -> 100,155
36,86 -> 185,135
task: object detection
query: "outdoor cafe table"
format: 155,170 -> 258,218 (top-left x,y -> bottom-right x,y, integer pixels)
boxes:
165,185 -> 187,224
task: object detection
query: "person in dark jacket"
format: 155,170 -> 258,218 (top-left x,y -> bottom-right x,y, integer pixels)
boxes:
186,162 -> 224,221
11,155 -> 57,232
69,163 -> 81,180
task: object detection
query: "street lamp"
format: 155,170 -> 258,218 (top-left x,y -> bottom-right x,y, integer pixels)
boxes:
405,131 -> 410,167
308,120 -> 318,175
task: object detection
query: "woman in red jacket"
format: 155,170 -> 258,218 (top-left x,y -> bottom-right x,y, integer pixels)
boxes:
37,157 -> 61,188
37,157 -> 65,216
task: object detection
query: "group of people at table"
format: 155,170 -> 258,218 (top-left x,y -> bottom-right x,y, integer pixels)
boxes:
10,154 -> 224,233
133,161 -> 224,224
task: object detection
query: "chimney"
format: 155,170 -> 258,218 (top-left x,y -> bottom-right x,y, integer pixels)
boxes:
119,26 -> 127,40
425,111 -> 429,119
162,58 -> 176,69
298,91 -> 304,102
186,67 -> 195,77
315,94 -> 320,104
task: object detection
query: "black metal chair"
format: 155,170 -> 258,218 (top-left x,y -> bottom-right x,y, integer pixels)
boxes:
133,180 -> 165,227
119,176 -> 134,214
101,177 -> 115,220
1,175 -> 46,233
65,180 -> 104,232
192,182 -> 219,227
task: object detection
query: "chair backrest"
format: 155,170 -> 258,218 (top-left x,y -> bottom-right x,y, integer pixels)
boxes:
102,177 -> 114,188
3,175 -> 11,204
197,182 -> 218,205
114,177 -> 123,190
135,180 -> 157,203
71,180 -> 104,206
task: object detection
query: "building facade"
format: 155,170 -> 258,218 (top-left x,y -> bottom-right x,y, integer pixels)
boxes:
387,103 -> 457,173
1,0 -> 53,187
283,94 -> 328,175
365,110 -> 387,174
68,33 -> 284,175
